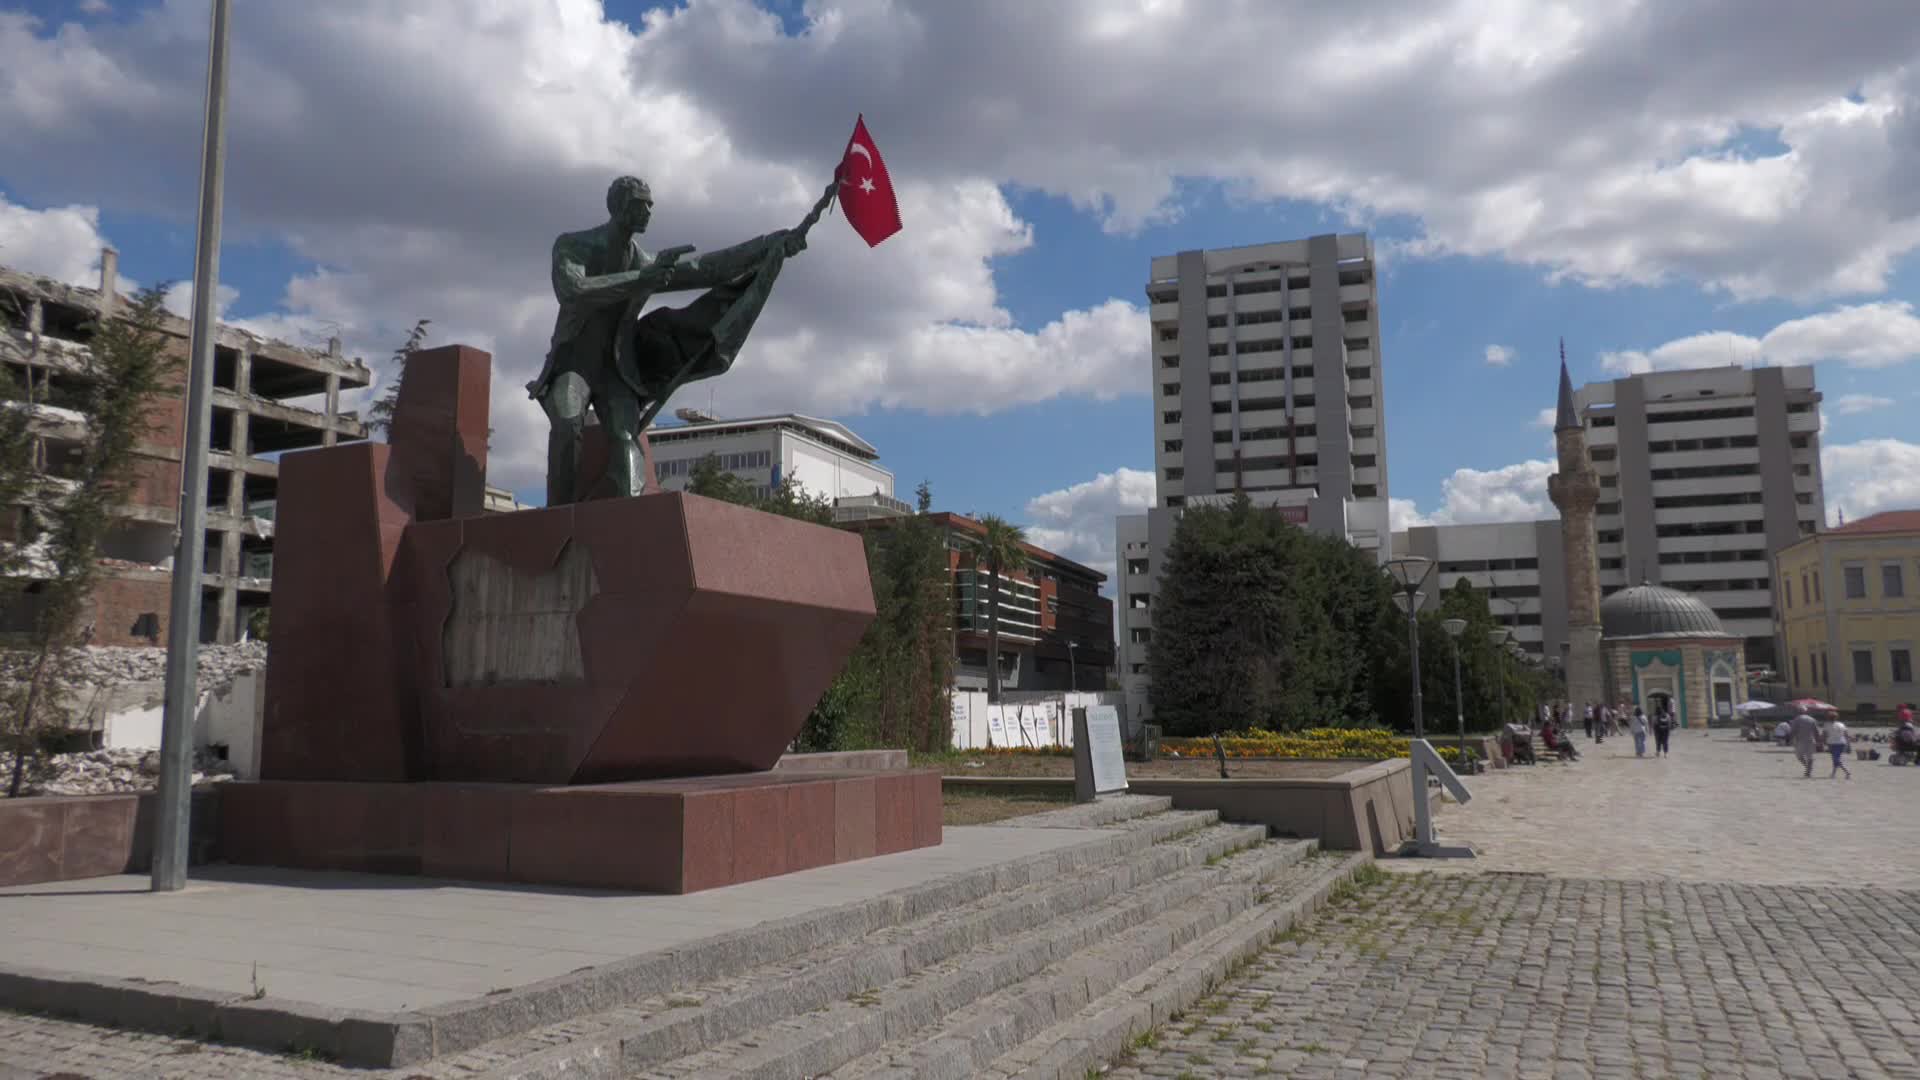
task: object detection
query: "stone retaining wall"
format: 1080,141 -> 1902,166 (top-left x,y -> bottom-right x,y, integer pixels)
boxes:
0,790 -> 220,887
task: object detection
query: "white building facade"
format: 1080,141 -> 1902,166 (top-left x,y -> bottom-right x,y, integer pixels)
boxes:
1116,233 -> 1394,724
645,413 -> 898,509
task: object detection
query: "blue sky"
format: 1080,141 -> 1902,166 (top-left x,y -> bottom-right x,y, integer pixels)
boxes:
5,0 -> 1920,577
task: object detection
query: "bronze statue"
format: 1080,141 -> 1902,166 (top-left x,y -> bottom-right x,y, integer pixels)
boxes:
528,175 -> 837,503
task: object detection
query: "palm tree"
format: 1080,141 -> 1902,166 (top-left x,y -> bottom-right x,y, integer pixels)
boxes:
974,515 -> 1030,704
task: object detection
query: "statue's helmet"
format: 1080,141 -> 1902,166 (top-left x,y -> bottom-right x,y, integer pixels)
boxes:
607,175 -> 652,216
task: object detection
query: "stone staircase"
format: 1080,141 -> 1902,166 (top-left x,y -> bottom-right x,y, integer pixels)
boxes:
442,796 -> 1366,1080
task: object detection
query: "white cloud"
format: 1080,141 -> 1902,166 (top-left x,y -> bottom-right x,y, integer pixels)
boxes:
1396,459 -> 1558,528
1530,407 -> 1557,429
0,196 -> 124,291
1388,497 -> 1431,531
7,2 -> 1920,486
78,0 -> 110,14
161,280 -> 241,322
1830,393 -> 1896,416
1019,467 -> 1155,584
1484,344 -> 1514,367
1600,301 -> 1920,375
1823,439 -> 1920,523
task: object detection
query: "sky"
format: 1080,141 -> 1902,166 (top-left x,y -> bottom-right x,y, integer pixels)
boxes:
4,0 -> 1920,587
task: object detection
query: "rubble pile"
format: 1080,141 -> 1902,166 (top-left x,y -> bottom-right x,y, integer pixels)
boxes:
0,641 -> 267,693
0,746 -> 236,796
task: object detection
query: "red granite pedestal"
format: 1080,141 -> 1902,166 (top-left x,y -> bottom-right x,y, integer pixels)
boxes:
220,768 -> 941,894
223,344 -> 940,895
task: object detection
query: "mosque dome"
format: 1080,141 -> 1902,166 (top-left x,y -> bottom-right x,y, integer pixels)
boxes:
1598,583 -> 1730,640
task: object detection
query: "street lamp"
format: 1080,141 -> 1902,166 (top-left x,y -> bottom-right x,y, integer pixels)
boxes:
1066,640 -> 1078,694
1441,618 -> 1468,769
1385,556 -> 1434,739
1487,626 -> 1511,731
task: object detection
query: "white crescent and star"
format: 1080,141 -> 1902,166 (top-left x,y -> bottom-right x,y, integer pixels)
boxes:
843,142 -> 879,195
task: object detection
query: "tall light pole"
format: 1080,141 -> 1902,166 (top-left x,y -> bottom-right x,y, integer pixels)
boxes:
1066,640 -> 1078,694
153,0 -> 233,893
1488,626 -> 1511,731
1386,556 -> 1434,738
1442,618 -> 1467,769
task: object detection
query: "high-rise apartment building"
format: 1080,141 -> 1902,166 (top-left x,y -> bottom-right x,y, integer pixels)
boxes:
1395,363 -> 1825,674
1117,233 -> 1393,723
1579,365 -> 1823,668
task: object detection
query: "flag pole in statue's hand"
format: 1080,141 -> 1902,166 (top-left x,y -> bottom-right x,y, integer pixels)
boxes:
790,167 -> 842,243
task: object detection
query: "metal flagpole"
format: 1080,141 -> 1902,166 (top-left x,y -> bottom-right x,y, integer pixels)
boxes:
153,0 -> 233,892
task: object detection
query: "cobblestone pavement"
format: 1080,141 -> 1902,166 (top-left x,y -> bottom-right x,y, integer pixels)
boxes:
1425,729 -> 1920,888
1108,870 -> 1920,1080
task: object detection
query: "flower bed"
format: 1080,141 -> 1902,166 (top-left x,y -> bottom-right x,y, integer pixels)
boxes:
1161,728 -> 1468,762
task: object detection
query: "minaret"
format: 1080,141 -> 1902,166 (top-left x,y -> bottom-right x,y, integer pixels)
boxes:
1547,341 -> 1606,708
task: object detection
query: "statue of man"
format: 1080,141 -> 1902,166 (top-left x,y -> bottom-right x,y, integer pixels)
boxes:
527,175 -> 833,504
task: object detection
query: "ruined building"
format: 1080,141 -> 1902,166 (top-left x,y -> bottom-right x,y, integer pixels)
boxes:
1,248 -> 372,646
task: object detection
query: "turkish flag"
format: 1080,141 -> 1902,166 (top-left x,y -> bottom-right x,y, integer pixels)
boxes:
838,115 -> 902,248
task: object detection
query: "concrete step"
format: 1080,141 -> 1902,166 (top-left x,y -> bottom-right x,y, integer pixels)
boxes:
461,810 -> 1249,1079
977,851 -> 1370,1080
650,835 -> 1314,1080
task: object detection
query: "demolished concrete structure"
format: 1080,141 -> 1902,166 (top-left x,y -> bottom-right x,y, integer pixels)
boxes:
1,247 -> 373,645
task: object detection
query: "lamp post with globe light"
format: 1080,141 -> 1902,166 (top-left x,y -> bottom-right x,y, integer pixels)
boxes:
1442,618 -> 1468,770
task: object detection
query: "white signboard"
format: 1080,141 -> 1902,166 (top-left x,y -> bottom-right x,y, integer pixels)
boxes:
1073,705 -> 1129,799
988,710 -> 1007,745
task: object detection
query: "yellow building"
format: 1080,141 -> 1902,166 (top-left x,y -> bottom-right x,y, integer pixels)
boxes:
1775,510 -> 1920,716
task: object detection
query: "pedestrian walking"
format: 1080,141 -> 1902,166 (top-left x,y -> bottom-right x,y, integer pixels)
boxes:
1630,705 -> 1648,757
1823,716 -> 1852,779
1652,704 -> 1674,757
1789,711 -> 1821,778
1584,702 -> 1594,740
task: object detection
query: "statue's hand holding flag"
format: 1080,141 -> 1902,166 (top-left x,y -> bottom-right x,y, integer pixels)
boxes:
791,114 -> 903,249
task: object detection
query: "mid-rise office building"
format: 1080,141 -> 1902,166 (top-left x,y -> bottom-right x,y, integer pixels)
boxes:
1775,509 -> 1920,713
1118,233 -> 1393,721
844,511 -> 1114,694
645,409 -> 903,515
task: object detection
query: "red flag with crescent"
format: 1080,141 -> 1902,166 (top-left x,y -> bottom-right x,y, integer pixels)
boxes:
838,115 -> 902,247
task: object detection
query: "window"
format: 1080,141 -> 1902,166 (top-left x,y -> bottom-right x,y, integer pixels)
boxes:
1793,656 -> 1801,685
1130,663 -> 1147,675
1164,467 -> 1184,482
1820,653 -> 1829,685
1782,577 -> 1793,609
1129,627 -> 1152,644
1884,564 -> 1905,598
1894,649 -> 1914,684
1844,566 -> 1867,599
1349,396 -> 1373,408
1161,356 -> 1179,369
1163,440 -> 1182,453
1801,574 -> 1809,606
1163,411 -> 1181,424
1161,382 -> 1180,397
1126,558 -> 1148,575
1128,593 -> 1151,610
1157,328 -> 1177,342
1853,649 -> 1875,685
1814,572 -> 1822,602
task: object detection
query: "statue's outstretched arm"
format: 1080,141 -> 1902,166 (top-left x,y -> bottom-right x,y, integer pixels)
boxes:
552,254 -> 676,307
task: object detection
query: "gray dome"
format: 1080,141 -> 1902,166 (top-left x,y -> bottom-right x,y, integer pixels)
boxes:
1599,584 -> 1729,640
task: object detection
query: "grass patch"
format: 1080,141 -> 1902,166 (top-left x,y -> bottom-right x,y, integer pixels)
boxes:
940,789 -> 1073,826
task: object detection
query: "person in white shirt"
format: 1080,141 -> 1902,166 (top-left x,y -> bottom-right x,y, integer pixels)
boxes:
1822,717 -> 1852,779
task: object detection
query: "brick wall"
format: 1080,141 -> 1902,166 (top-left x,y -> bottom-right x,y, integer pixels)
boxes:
126,349 -> 187,513
86,573 -> 173,646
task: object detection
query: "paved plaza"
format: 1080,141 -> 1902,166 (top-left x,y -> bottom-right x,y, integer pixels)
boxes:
1427,728 -> 1920,889
3,736 -> 1917,1077
1109,732 -> 1920,1079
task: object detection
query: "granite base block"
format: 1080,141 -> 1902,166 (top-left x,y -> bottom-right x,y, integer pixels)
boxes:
218,768 -> 942,894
